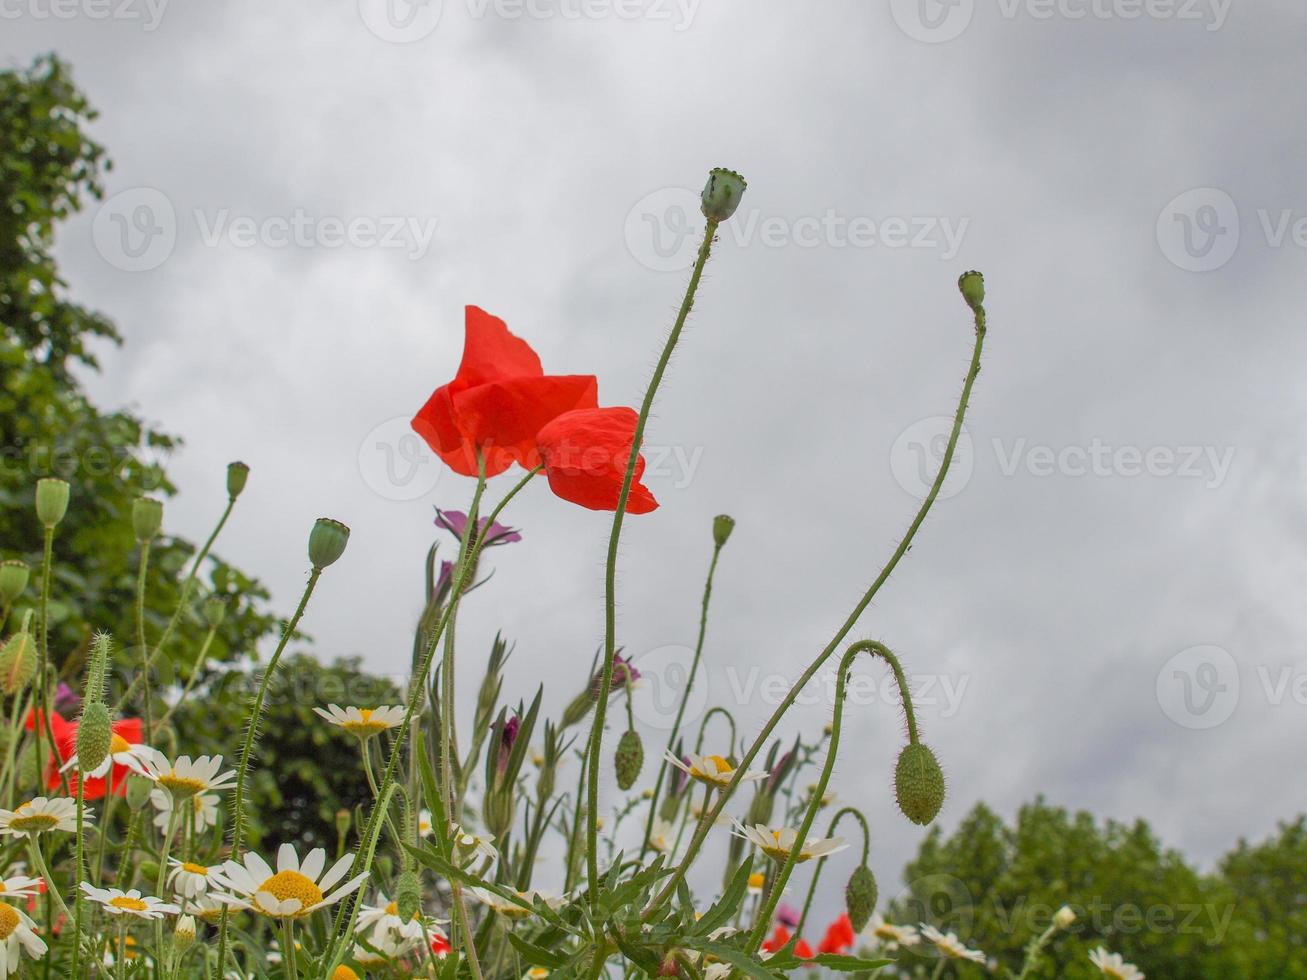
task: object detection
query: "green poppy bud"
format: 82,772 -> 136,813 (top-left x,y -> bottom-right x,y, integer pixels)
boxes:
203,596 -> 228,629
701,167 -> 747,222
395,869 -> 422,923
35,478 -> 70,529
126,774 -> 154,810
846,864 -> 878,932
712,514 -> 735,548
895,742 -> 946,826
0,561 -> 30,606
308,518 -> 350,570
560,689 -> 595,729
226,461 -> 250,500
958,270 -> 985,313
132,496 -> 164,542
76,701 -> 113,774
0,630 -> 37,696
16,740 -> 39,789
615,729 -> 644,791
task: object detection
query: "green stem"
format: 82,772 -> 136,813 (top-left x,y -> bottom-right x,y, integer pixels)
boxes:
35,527 -> 65,796
647,297 -> 986,915
154,807 -> 180,960
586,216 -> 720,906
796,806 -> 870,934
155,624 -> 219,730
135,539 -> 153,742
27,836 -> 71,921
71,775 -> 86,978
281,918 -> 299,980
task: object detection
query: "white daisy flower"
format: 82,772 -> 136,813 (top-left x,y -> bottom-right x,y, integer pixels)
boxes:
417,809 -> 434,838
0,875 -> 43,899
523,969 -> 551,979
0,902 -> 46,974
452,825 -> 499,862
920,925 -> 986,964
167,858 -> 226,898
151,789 -> 220,834
313,704 -> 406,739
468,887 -> 559,920
1089,947 -> 1145,980
732,822 -> 848,864
746,871 -> 766,897
80,884 -> 179,920
216,844 -> 367,920
665,752 -> 767,789
0,797 -> 82,836
137,750 -> 236,800
190,892 -> 244,925
647,818 -> 676,854
866,914 -> 919,950
355,891 -> 435,943
60,731 -> 155,780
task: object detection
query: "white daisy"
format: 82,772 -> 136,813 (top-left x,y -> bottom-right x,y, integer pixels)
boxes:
452,825 -> 499,862
313,704 -> 406,739
0,902 -> 46,975
60,731 -> 155,780
866,914 -> 919,950
216,844 -> 367,920
1089,947 -> 1145,980
920,925 -> 986,964
0,797 -> 82,836
81,884 -> 179,920
190,892 -> 244,925
468,887 -> 559,920
417,809 -> 434,838
746,871 -> 766,897
355,891 -> 433,943
665,752 -> 767,789
704,967 -> 732,980
151,789 -> 220,834
647,818 -> 676,854
351,929 -> 421,969
523,970 -> 551,979
0,875 -> 43,899
137,750 -> 236,800
167,858 -> 226,898
732,822 -> 848,864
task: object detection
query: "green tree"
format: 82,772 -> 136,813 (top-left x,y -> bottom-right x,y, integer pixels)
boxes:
1216,818 -> 1307,979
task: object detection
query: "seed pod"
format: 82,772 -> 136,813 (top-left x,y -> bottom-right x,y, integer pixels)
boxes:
308,518 -> 350,570
226,461 -> 250,500
203,597 -> 227,629
35,478 -> 70,528
701,167 -> 747,222
0,631 -> 37,696
0,561 -> 30,605
712,514 -> 735,547
132,496 -> 164,542
958,270 -> 985,313
615,729 -> 644,790
395,869 -> 422,923
76,702 -> 113,775
846,864 -> 878,932
895,743 -> 946,826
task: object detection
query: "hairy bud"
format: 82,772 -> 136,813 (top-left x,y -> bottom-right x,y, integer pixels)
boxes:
846,865 -> 878,932
615,729 -> 644,790
76,701 -> 113,775
895,743 -> 946,826
395,869 -> 422,923
0,629 -> 37,696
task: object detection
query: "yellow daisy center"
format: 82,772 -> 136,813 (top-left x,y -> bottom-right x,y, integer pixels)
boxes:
747,872 -> 765,890
110,733 -> 132,754
257,870 -> 324,914
110,896 -> 150,912
181,862 -> 209,876
0,903 -> 18,940
332,968 -> 359,980
158,772 -> 207,798
9,804 -> 57,833
341,709 -> 389,736
384,901 -> 398,914
705,755 -> 733,775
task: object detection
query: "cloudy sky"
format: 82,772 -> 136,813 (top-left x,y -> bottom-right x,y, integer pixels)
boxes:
5,0 -> 1305,927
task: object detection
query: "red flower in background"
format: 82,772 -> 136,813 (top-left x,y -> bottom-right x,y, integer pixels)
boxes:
761,926 -> 813,959
819,913 -> 856,954
412,306 -> 598,477
27,709 -> 147,800
536,407 -> 658,514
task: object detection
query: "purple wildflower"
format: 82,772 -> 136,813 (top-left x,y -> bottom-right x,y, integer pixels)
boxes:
435,508 -> 522,548
776,904 -> 802,929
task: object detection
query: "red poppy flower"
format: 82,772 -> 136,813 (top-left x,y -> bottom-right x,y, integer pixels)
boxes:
412,306 -> 599,478
761,926 -> 813,958
819,913 -> 857,954
431,933 -> 452,957
35,710 -> 147,801
536,407 -> 658,514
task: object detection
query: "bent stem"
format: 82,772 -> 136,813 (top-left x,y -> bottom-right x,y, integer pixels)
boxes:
795,809 -> 870,934
648,294 -> 986,916
585,216 -> 720,905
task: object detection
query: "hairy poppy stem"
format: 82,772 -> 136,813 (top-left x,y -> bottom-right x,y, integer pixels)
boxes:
646,289 -> 987,918
584,216 -> 721,909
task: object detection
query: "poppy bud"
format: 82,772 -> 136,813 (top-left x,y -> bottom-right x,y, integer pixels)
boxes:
895,742 -> 946,826
615,729 -> 644,790
16,740 -> 39,788
308,518 -> 350,570
957,270 -> 985,313
174,914 -> 196,952
203,596 -> 227,629
126,774 -> 154,810
701,167 -> 747,222
35,478 -> 70,528
0,561 -> 30,605
845,864 -> 878,932
395,869 -> 422,923
659,789 -> 682,823
712,514 -> 735,548
76,701 -> 113,775
0,629 -> 36,696
227,461 -> 250,500
132,496 -> 164,543
560,689 -> 595,729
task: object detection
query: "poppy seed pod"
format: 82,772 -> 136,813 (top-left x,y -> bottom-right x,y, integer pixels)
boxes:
132,496 -> 164,543
226,461 -> 250,500
0,560 -> 30,605
308,518 -> 351,570
395,869 -> 422,923
712,514 -> 735,547
958,270 -> 985,313
615,729 -> 644,790
701,167 -> 747,222
895,742 -> 946,826
0,630 -> 37,696
203,596 -> 228,629
76,701 -> 113,775
35,478 -> 70,528
846,864 -> 878,932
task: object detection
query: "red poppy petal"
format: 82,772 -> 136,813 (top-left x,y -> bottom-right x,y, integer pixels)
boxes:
453,374 -> 599,472
454,306 -> 543,387
113,717 -> 143,742
537,407 -> 659,513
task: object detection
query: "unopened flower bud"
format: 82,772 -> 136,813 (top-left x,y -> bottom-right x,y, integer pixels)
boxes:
308,518 -> 350,570
76,701 -> 113,774
712,514 -> 735,548
226,461 -> 250,500
132,496 -> 164,542
615,729 -> 644,791
126,774 -> 154,810
335,808 -> 352,836
15,739 -> 38,788
35,478 -> 70,528
395,869 -> 422,923
0,629 -> 37,696
0,561 -> 30,605
701,167 -> 747,222
174,914 -> 196,951
1054,905 -> 1076,930
895,742 -> 946,826
846,865 -> 878,932
958,271 -> 985,313
203,596 -> 228,629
